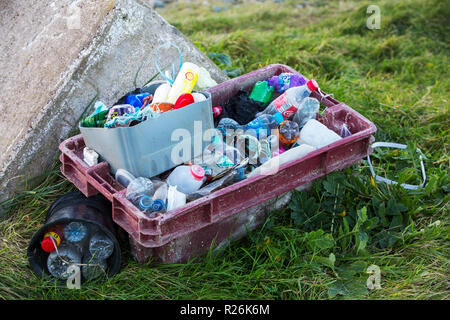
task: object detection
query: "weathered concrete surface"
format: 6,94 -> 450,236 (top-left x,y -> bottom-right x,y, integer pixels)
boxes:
0,0 -> 228,202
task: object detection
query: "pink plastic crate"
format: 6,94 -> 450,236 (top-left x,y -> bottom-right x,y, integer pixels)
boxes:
59,64 -> 376,263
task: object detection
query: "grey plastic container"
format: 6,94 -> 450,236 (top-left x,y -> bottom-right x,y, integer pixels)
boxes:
79,91 -> 214,178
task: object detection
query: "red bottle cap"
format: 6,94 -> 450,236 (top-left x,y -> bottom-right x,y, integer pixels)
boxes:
306,79 -> 319,92
174,93 -> 195,109
41,237 -> 56,253
190,165 -> 205,181
212,105 -> 223,118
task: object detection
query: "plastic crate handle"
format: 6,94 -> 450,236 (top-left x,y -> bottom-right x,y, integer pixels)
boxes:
366,142 -> 426,190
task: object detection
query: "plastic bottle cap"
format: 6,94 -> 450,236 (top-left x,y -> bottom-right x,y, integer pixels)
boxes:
41,237 -> 56,253
212,105 -> 223,118
190,165 -> 205,181
273,112 -> 285,124
307,79 -> 319,92
139,196 -> 153,209
152,199 -> 165,212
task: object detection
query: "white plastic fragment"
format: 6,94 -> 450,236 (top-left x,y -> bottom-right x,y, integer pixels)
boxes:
83,147 -> 99,167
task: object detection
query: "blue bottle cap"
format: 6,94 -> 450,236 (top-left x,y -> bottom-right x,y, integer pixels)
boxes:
273,112 -> 285,124
139,195 -> 153,210
152,199 -> 165,212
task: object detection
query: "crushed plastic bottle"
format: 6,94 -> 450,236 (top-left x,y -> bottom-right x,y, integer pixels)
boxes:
292,97 -> 320,129
82,253 -> 107,281
125,177 -> 155,213
47,242 -> 82,279
267,73 -> 307,93
167,165 -> 205,195
257,80 -> 319,119
298,119 -> 342,149
89,230 -> 114,260
278,120 -> 300,147
249,81 -> 274,104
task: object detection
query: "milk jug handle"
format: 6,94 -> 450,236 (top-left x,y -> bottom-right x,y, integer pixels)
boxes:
154,43 -> 183,85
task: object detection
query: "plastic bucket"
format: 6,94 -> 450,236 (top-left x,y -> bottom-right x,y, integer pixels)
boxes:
79,91 -> 214,178
27,191 -> 121,281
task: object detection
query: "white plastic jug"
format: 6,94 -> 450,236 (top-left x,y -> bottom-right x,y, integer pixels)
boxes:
167,165 -> 205,194
298,119 -> 342,149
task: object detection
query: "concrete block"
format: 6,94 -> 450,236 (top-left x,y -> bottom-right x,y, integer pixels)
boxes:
0,0 -> 228,202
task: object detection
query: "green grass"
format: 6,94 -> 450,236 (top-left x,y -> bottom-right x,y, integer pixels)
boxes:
0,0 -> 448,299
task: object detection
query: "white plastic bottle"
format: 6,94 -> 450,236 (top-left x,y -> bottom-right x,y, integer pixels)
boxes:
298,119 -> 342,149
257,79 -> 319,119
152,82 -> 172,104
167,165 -> 205,195
166,62 -> 199,104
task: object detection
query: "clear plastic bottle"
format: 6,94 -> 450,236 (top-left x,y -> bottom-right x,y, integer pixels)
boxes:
292,97 -> 320,129
278,120 -> 300,147
167,165 -> 205,195
82,253 -> 108,281
151,182 -> 169,213
47,242 -> 82,279
242,113 -> 285,139
64,222 -> 90,250
125,177 -> 155,213
115,168 -> 136,188
257,79 -> 319,119
89,230 -> 114,260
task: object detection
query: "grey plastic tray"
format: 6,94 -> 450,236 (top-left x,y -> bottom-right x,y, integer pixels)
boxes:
80,91 -> 214,178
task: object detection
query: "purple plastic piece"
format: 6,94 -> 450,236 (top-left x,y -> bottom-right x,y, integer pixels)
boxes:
267,73 -> 307,93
